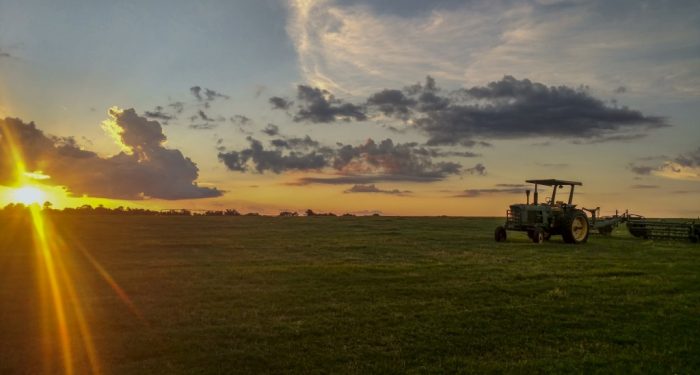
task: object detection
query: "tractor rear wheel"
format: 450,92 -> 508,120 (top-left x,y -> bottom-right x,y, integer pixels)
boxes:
562,211 -> 589,244
495,226 -> 507,242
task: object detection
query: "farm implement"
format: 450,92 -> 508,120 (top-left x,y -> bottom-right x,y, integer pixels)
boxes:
627,216 -> 699,243
494,178 -> 698,244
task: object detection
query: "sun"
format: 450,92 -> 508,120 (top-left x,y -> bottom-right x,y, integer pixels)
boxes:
11,186 -> 47,205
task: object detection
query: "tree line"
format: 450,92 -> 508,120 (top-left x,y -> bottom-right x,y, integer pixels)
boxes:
0,203 -> 379,217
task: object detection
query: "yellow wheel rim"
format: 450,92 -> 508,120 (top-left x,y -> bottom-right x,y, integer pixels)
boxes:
572,216 -> 588,241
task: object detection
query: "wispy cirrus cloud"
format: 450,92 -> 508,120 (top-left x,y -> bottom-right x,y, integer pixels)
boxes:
285,0 -> 700,97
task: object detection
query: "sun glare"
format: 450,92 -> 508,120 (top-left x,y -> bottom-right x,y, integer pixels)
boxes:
12,186 -> 47,205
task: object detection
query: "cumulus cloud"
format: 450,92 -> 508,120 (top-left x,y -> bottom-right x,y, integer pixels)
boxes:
269,96 -> 293,110
218,136 -> 328,173
277,76 -> 667,145
629,147 -> 700,180
218,136 -> 464,183
288,85 -> 367,123
344,184 -> 410,195
0,109 -> 222,200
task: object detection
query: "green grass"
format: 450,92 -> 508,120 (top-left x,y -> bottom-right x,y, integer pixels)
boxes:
1,215 -> 699,373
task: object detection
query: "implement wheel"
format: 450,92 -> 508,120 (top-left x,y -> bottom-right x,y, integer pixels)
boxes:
562,211 -> 589,244
495,226 -> 507,242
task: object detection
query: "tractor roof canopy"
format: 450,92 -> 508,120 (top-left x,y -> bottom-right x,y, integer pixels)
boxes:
525,179 -> 582,186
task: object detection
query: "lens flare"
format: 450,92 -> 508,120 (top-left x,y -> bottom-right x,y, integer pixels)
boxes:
2,115 -> 144,374
12,186 -> 46,205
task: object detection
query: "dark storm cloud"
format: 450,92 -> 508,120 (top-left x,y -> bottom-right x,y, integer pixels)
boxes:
0,49 -> 11,58
291,85 -> 367,123
631,184 -> 659,189
269,96 -> 293,110
262,124 -> 280,136
279,76 -> 666,145
218,136 -> 327,173
219,137 -> 463,183
344,184 -> 410,195
0,110 -> 221,200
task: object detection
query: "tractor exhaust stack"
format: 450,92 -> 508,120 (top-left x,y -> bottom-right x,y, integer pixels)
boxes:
526,190 -> 531,205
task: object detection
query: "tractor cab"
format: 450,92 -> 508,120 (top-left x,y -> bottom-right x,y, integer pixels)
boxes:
495,179 -> 589,244
525,179 -> 581,208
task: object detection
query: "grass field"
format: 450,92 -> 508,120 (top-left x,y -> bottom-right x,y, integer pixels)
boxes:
1,214 -> 699,374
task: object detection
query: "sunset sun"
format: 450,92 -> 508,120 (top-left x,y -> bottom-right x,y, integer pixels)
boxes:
11,186 -> 47,206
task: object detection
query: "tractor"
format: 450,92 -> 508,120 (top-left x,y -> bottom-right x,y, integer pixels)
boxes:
494,179 -> 589,244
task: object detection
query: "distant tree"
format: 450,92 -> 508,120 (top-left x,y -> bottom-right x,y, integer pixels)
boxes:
224,209 -> 241,216
305,209 -> 316,216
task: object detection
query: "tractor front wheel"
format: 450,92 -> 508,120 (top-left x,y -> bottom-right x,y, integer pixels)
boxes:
562,211 -> 589,244
532,229 -> 544,244
495,226 -> 507,242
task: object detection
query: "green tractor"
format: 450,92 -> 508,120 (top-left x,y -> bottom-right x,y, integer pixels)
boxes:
494,179 -> 589,244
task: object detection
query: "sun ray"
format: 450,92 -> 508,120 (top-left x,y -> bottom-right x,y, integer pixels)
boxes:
2,115 -> 144,374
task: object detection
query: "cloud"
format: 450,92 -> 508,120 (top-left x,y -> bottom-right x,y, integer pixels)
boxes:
465,163 -> 486,175
630,184 -> 658,189
270,135 -> 320,150
273,76 -> 667,145
0,49 -> 11,59
614,86 -> 627,94
262,124 -> 280,136
0,109 -> 222,200
219,136 -> 463,183
628,147 -> 700,180
454,186 -> 525,198
269,96 -> 293,110
285,0 -> 700,98
344,184 -> 410,195
230,114 -> 252,125
414,76 -> 667,145
628,164 -> 655,175
218,136 -> 328,173
289,85 -> 367,123
143,106 -> 174,124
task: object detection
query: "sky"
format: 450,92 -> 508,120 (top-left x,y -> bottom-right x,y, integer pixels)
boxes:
0,0 -> 699,216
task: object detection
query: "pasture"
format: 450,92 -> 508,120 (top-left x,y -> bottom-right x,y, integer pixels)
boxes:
1,214 -> 699,373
